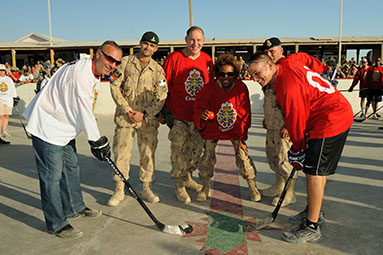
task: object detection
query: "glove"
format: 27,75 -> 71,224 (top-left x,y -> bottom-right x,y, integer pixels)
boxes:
88,136 -> 111,161
348,87 -> 353,92
13,96 -> 20,107
288,146 -> 306,170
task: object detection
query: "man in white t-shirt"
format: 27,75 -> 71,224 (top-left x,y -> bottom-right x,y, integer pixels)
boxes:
19,68 -> 37,85
23,41 -> 123,239
0,64 -> 17,143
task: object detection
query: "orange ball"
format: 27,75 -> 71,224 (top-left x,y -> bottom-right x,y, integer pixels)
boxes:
207,111 -> 215,120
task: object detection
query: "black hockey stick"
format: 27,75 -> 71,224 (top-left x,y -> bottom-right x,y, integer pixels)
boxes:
243,167 -> 297,232
105,156 -> 193,235
354,105 -> 383,123
14,107 -> 32,139
353,106 -> 367,118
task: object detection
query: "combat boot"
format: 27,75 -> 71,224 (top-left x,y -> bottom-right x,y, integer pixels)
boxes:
142,182 -> 160,203
262,173 -> 285,197
272,178 -> 297,207
247,178 -> 261,202
107,183 -> 125,207
196,178 -> 210,201
184,171 -> 202,192
175,177 -> 191,203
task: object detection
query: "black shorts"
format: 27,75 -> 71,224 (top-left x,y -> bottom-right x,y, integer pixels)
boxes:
367,89 -> 382,103
303,129 -> 349,176
359,88 -> 368,98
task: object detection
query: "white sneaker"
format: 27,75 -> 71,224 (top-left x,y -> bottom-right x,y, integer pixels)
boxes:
1,131 -> 10,138
372,114 -> 378,120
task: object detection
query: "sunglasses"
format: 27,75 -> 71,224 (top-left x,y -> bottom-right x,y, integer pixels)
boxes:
100,49 -> 121,66
218,72 -> 235,77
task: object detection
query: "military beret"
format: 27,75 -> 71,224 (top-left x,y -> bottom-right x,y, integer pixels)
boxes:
262,37 -> 282,50
141,31 -> 159,45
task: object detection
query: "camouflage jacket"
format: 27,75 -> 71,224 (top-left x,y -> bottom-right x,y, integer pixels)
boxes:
110,54 -> 168,128
263,84 -> 285,131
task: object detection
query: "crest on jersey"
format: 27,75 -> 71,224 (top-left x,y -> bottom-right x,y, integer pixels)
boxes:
185,69 -> 204,96
372,70 -> 382,81
0,82 -> 8,92
217,102 -> 237,130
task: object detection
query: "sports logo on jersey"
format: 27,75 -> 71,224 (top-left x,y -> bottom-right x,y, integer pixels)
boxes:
372,70 -> 382,81
217,102 -> 237,131
185,69 -> 204,97
0,82 -> 8,93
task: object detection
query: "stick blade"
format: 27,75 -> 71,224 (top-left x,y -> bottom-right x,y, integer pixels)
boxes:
162,224 -> 193,235
243,216 -> 274,232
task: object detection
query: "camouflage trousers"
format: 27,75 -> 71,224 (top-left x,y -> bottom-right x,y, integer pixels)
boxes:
168,119 -> 203,178
113,122 -> 159,184
199,140 -> 256,180
265,129 -> 295,179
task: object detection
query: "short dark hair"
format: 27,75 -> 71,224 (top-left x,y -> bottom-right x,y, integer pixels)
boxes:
186,26 -> 204,37
247,52 -> 273,66
214,54 -> 241,78
99,40 -> 122,53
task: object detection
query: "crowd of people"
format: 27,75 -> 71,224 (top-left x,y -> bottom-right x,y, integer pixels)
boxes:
0,29 -> 382,244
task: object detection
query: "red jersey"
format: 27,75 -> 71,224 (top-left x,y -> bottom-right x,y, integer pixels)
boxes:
163,50 -> 213,121
274,60 -> 353,151
193,79 -> 251,141
366,66 -> 383,89
350,66 -> 370,89
277,52 -> 329,74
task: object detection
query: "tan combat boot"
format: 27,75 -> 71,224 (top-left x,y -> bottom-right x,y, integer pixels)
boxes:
142,182 -> 160,203
262,173 -> 285,197
184,171 -> 202,192
175,177 -> 191,203
272,178 -> 297,207
247,178 -> 261,202
107,183 -> 125,207
196,178 -> 211,201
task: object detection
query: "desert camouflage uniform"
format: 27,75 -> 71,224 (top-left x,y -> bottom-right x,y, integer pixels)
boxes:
169,119 -> 203,178
263,84 -> 294,179
199,140 -> 256,179
110,54 -> 168,183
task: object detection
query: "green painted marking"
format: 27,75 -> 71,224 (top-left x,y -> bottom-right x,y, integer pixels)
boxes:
204,211 -> 246,254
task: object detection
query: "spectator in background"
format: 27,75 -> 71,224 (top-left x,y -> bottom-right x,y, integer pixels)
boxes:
4,62 -> 11,75
9,67 -> 20,84
55,58 -> 65,68
19,68 -> 37,85
348,58 -> 370,118
0,64 -> 18,142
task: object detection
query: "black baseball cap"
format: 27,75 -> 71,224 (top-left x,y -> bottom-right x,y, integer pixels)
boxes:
141,31 -> 160,45
262,37 -> 282,50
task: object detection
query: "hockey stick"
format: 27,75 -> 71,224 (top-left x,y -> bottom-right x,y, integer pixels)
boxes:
14,107 -> 32,139
243,167 -> 297,232
353,106 -> 367,118
105,156 -> 193,235
354,105 -> 383,123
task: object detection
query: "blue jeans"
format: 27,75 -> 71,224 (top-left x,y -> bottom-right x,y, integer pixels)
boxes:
32,136 -> 86,233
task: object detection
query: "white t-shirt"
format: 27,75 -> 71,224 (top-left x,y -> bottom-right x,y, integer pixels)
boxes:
0,76 -> 17,107
19,73 -> 34,82
24,58 -> 101,146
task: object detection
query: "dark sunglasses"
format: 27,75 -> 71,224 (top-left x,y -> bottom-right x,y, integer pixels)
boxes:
218,72 -> 235,77
100,49 -> 121,65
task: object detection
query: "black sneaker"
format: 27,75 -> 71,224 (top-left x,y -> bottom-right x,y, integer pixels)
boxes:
70,207 -> 102,218
282,221 -> 322,244
55,224 -> 84,239
376,113 -> 381,118
0,137 -> 10,145
288,206 -> 325,225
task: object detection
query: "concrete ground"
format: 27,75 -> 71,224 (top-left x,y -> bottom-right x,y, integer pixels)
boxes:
0,113 -> 382,255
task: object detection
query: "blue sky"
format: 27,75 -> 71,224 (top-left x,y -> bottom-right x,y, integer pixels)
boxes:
2,0 -> 382,42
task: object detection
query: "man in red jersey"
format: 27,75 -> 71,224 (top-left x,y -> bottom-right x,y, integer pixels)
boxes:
260,37 -> 330,208
348,57 -> 371,118
162,26 -> 213,203
248,52 -> 353,244
365,57 -> 383,119
193,53 -> 261,202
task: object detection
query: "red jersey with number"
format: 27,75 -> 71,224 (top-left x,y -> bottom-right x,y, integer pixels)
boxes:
351,66 -> 370,89
274,60 -> 353,151
163,50 -> 213,121
193,79 -> 251,140
277,52 -> 329,74
366,66 -> 383,89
